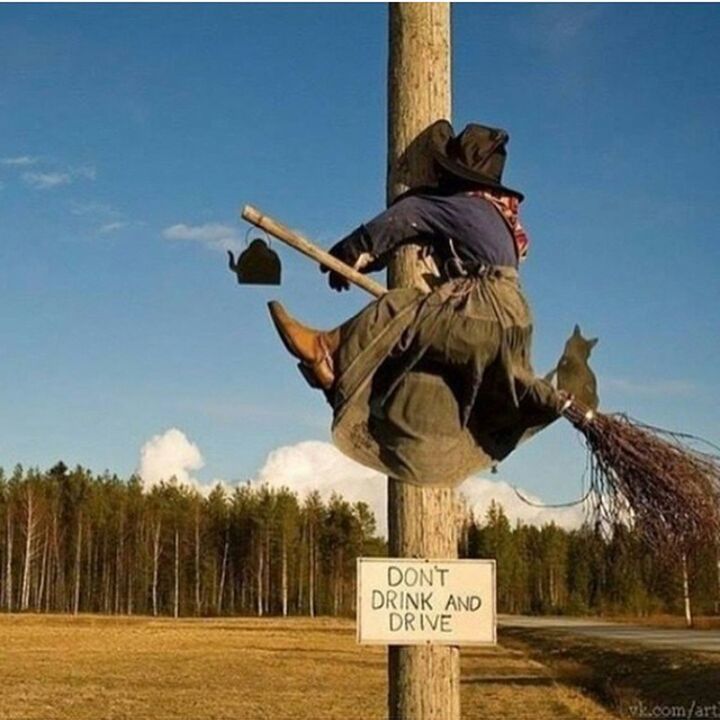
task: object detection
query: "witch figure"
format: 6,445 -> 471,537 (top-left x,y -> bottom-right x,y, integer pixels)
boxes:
267,120 -> 581,487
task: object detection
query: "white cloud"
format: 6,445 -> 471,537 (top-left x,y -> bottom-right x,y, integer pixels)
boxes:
68,201 -> 133,235
257,439 -> 386,522
162,222 -> 243,253
254,440 -> 586,536
69,200 -> 119,217
135,431 -> 587,532
21,165 -> 96,190
1,155 -> 39,166
98,221 -> 127,234
138,428 -> 205,489
22,171 -> 72,189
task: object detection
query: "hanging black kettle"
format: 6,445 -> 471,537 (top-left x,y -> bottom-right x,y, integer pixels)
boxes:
228,228 -> 281,285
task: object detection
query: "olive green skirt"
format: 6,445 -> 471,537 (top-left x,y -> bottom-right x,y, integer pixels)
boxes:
330,269 -> 562,487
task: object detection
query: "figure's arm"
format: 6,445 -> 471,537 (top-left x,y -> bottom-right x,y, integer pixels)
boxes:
323,195 -> 438,291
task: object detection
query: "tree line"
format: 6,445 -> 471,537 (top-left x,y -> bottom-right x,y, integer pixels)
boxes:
461,501 -> 720,620
1,463 -> 717,619
0,462 -> 382,618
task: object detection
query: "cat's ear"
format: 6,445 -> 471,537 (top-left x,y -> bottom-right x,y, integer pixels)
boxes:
588,337 -> 599,349
573,324 -> 582,336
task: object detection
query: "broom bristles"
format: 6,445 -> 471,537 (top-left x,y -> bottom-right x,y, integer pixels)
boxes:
561,400 -> 720,552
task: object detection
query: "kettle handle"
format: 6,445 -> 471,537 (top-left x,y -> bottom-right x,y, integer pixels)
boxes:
245,226 -> 272,248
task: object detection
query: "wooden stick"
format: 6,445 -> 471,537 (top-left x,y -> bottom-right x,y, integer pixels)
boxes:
240,204 -> 387,298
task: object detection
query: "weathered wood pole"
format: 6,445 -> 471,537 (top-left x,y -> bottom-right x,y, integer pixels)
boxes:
681,551 -> 693,628
386,4 -> 461,720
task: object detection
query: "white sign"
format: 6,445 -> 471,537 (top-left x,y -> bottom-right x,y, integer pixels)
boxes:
356,558 -> 496,646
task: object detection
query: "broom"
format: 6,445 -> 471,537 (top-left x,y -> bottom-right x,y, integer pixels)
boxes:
241,204 -> 720,552
560,398 -> 720,551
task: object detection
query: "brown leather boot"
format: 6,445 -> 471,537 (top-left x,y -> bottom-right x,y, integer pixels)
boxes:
267,301 -> 340,390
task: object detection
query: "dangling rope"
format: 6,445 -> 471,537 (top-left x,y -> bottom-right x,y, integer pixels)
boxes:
512,485 -> 593,509
511,420 -> 594,510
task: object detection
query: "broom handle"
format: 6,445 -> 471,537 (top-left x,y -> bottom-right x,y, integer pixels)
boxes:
241,204 -> 387,298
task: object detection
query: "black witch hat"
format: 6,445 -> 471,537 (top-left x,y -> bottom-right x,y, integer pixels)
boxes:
429,119 -> 524,201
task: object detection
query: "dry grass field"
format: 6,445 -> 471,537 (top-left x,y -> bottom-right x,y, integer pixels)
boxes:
503,626 -> 720,718
0,615 -> 617,720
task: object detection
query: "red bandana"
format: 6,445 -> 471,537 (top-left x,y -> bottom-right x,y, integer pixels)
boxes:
468,190 -> 530,262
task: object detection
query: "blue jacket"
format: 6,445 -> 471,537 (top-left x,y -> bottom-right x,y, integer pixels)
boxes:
330,190 -> 518,275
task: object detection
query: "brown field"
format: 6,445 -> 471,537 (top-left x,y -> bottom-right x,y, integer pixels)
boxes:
0,615 -> 617,720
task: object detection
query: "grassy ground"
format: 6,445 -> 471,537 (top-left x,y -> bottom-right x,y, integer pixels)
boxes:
0,614 -> 617,720
501,626 -> 720,719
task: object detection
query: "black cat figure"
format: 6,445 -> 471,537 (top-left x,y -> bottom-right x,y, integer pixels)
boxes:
546,324 -> 599,410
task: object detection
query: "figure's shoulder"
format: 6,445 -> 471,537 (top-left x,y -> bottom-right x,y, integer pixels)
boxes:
390,186 -> 443,206
392,187 -> 475,216
413,190 -> 498,219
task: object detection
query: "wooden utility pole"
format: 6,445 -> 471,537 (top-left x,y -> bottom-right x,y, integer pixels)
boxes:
386,4 -> 460,719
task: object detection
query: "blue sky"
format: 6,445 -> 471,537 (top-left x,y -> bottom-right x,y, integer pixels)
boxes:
1,3 -> 718,508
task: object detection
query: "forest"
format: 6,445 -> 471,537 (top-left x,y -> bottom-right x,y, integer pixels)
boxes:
1,463 -> 718,618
